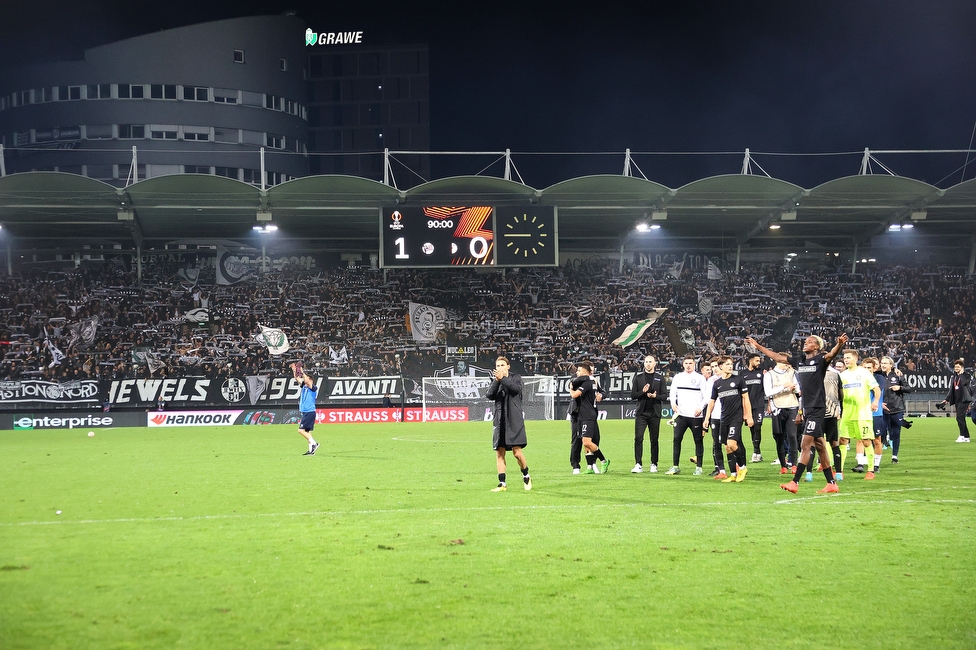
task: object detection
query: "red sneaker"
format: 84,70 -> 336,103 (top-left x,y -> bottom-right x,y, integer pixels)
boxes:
779,466 -> 788,475
713,471 -> 728,481
780,481 -> 798,494
865,471 -> 875,480
817,483 -> 839,494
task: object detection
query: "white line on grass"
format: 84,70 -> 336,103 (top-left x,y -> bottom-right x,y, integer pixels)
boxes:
391,437 -> 478,443
774,485 -> 974,505
3,486 -> 972,528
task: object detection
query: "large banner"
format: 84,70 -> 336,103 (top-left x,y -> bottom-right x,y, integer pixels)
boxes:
0,379 -> 101,406
102,375 -> 403,409
901,372 -> 956,392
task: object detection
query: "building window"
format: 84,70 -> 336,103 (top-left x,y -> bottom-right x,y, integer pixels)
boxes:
150,125 -> 178,140
213,127 -> 239,144
215,166 -> 239,179
150,84 -> 177,99
183,127 -> 210,141
242,169 -> 262,184
280,58 -> 287,72
234,50 -> 245,64
84,124 -> 113,140
118,124 -> 145,139
184,165 -> 210,174
117,84 -> 144,99
267,133 -> 284,149
87,84 -> 111,99
265,94 -> 283,111
213,88 -> 238,104
184,86 -> 209,101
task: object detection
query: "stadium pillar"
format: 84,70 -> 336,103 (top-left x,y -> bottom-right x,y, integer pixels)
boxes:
260,148 -> 266,191
968,235 -> 976,275
0,144 -> 5,176
383,148 -> 390,185
619,244 -> 624,273
504,149 -> 512,181
852,243 -> 859,274
136,245 -> 141,281
6,244 -> 11,276
262,244 -> 267,273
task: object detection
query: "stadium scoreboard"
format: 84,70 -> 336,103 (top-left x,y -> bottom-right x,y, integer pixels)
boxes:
380,206 -> 557,268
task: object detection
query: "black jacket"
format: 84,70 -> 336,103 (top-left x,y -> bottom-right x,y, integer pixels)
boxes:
946,371 -> 974,405
487,374 -> 527,448
631,371 -> 666,417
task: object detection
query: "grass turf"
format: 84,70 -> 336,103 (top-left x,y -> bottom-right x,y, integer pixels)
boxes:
1,417 -> 974,649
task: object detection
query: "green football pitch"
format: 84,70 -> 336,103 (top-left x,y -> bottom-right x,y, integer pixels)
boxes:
1,417 -> 974,649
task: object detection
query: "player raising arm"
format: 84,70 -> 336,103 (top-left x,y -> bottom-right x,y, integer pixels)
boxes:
745,334 -> 848,494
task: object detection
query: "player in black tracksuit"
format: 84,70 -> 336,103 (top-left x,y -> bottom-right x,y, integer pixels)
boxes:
741,353 -> 766,462
570,361 -> 609,473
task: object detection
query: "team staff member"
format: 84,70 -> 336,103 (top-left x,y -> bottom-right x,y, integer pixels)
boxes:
880,356 -> 911,462
570,361 -> 610,474
824,359 -> 844,480
291,361 -> 319,456
941,359 -> 973,443
746,333 -> 847,495
864,357 -> 887,473
486,356 -> 532,492
763,358 -> 800,475
666,356 -> 708,476
741,353 -> 766,463
631,354 -> 666,473
703,356 -> 754,483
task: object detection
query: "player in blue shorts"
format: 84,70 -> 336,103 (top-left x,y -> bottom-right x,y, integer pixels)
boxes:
292,361 -> 319,456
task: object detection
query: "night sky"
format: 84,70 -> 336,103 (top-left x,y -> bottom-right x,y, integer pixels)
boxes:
2,1 -> 975,188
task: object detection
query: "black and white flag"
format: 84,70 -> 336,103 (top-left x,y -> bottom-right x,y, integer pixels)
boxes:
216,248 -> 253,285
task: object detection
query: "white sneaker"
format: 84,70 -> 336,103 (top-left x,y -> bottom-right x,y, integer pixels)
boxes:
754,453 -> 763,462
631,464 -> 643,473
965,438 -> 972,443
593,464 -> 601,474
649,464 -> 658,473
750,453 -> 759,463
771,459 -> 780,465
572,467 -> 580,475
956,436 -> 969,443
693,467 -> 703,475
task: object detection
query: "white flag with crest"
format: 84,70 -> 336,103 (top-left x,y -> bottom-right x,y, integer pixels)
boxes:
255,325 -> 290,355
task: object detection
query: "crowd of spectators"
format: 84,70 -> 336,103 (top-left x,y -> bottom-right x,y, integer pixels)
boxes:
1,256 -> 974,384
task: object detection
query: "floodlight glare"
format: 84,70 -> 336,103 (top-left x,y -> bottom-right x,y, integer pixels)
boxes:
636,223 -> 650,232
650,224 -> 661,230
769,224 -> 781,230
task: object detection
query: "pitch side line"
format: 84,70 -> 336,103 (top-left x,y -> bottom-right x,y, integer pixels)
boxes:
2,487 -> 972,528
774,485 -> 974,504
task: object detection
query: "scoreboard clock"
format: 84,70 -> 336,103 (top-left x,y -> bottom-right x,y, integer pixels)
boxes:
494,206 -> 557,266
380,206 -> 557,268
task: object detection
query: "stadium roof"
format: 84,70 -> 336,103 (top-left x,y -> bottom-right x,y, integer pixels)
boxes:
0,171 -> 974,255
